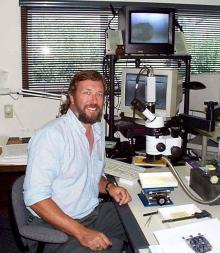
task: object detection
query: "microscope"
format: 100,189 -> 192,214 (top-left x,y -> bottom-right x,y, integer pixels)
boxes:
114,66 -> 182,162
131,97 -> 182,161
132,89 -> 183,206
128,68 -> 182,161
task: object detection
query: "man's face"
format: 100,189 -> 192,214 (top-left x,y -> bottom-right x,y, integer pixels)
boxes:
69,80 -> 104,124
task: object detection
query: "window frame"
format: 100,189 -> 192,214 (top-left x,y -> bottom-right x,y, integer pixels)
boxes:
20,3 -> 220,94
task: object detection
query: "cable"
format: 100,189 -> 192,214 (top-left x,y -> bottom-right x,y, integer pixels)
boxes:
103,3 -> 117,58
162,156 -> 220,205
174,19 -> 183,32
107,3 -> 116,30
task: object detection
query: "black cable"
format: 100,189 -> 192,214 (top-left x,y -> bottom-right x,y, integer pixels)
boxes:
107,3 -> 116,30
175,19 -> 183,32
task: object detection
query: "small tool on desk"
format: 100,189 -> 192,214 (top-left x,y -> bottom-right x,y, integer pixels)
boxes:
162,210 -> 212,223
143,211 -> 158,216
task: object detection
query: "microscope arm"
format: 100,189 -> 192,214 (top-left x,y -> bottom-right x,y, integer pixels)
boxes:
179,101 -> 218,133
179,114 -> 215,132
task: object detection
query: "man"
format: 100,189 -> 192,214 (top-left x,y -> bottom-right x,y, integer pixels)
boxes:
23,70 -> 131,253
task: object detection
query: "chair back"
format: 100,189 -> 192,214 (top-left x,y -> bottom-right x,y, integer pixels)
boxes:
11,175 -> 30,247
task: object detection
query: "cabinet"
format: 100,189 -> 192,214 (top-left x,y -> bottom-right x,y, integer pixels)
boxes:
0,165 -> 25,215
105,54 -> 191,151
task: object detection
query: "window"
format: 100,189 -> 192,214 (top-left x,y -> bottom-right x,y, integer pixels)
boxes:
21,6 -> 117,93
20,2 -> 220,94
177,8 -> 220,73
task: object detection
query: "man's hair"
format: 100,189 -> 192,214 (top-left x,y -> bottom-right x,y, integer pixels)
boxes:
60,70 -> 105,115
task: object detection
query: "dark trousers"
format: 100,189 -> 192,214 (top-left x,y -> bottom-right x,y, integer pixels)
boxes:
27,202 -> 127,253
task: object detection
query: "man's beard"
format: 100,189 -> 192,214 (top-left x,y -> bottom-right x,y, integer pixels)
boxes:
74,100 -> 103,124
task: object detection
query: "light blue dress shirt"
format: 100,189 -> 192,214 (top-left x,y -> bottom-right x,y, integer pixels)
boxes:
23,109 -> 105,219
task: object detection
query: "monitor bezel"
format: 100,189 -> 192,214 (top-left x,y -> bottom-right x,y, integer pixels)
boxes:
120,67 -> 181,119
119,7 -> 175,55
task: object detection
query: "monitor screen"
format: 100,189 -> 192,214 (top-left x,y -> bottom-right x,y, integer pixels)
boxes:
125,73 -> 167,110
130,12 -> 169,44
119,7 -> 175,55
121,68 -> 182,119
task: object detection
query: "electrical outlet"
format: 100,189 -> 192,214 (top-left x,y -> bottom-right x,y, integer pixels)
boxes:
4,104 -> 13,118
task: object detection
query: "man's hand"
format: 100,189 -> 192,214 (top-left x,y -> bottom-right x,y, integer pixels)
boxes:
78,227 -> 112,251
30,198 -> 111,252
108,185 -> 132,205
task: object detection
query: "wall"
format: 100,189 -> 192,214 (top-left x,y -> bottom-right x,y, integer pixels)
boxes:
0,0 -> 219,138
0,0 -> 60,137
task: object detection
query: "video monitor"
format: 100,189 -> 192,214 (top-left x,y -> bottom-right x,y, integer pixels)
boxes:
121,67 -> 182,119
119,7 -> 175,55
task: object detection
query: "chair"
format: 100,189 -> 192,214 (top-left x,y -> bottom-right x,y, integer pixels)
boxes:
11,175 -> 68,253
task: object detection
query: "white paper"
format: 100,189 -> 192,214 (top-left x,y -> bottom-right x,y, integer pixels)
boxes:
158,204 -> 201,221
149,245 -> 164,253
139,172 -> 178,188
154,218 -> 220,253
0,143 -> 28,165
0,154 -> 27,165
138,245 -> 164,253
2,143 -> 28,158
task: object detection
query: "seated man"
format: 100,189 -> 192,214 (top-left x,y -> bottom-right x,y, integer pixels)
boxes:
23,70 -> 131,253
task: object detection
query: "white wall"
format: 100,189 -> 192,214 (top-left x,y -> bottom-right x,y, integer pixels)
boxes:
189,73 -> 220,112
0,0 -> 219,138
0,0 -> 60,137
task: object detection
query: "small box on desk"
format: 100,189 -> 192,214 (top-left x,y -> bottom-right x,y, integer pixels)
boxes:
138,172 -> 178,206
139,187 -> 175,206
190,168 -> 220,205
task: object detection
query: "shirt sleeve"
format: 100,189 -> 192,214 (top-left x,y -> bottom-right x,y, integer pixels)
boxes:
23,125 -> 64,206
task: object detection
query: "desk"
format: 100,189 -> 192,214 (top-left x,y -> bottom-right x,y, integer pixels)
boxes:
116,166 -> 220,252
0,138 -> 27,214
0,165 -> 25,215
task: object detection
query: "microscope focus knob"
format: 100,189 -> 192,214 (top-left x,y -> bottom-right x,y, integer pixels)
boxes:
156,143 -> 166,152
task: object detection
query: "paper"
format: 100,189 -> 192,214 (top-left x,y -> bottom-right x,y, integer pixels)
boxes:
139,172 -> 178,189
138,245 -> 164,253
158,204 -> 201,221
154,218 -> 220,253
0,156 -> 27,165
149,245 -> 164,253
0,143 -> 28,165
2,143 -> 28,158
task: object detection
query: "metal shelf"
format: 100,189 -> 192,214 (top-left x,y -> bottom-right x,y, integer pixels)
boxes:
106,54 -> 191,151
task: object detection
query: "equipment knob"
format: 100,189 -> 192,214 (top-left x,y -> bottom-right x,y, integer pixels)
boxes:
156,195 -> 167,206
156,143 -> 166,152
171,146 -> 182,160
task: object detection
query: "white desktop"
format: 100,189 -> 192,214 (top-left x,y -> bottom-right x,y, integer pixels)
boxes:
114,162 -> 220,253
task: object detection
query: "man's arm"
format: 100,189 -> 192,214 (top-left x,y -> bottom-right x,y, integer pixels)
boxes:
30,198 -> 112,251
99,176 -> 132,205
